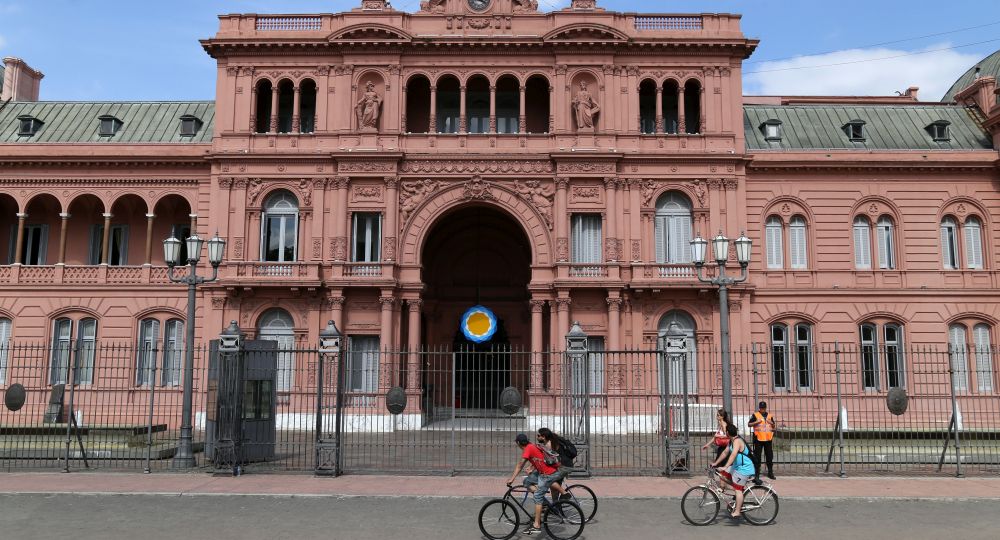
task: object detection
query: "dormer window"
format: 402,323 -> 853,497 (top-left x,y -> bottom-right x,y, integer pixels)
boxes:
927,120 -> 951,142
843,119 -> 866,142
760,119 -> 783,141
98,115 -> 123,137
17,115 -> 43,136
179,115 -> 203,137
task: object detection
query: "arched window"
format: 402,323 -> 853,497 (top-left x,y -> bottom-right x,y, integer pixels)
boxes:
684,79 -> 701,134
466,75 -> 489,134
657,310 -> 697,393
136,318 -> 160,386
496,75 -> 520,134
884,323 -> 904,388
639,79 -> 656,134
404,75 -> 431,133
876,216 -> 896,269
0,317 -> 10,384
941,217 -> 959,269
769,324 -> 788,389
136,317 -> 183,387
254,80 -> 272,133
258,309 -> 295,391
964,217 -> 983,269
663,80 -> 679,134
436,76 -> 460,134
860,321 -> 905,391
50,317 -> 96,385
276,80 -> 294,133
794,323 -> 814,390
972,323 -> 994,393
163,319 -> 184,387
765,217 -> 783,269
654,192 -> 692,264
859,323 -> 879,390
261,191 -> 299,262
299,79 -> 317,133
949,324 -> 970,392
789,216 -> 808,269
524,75 -> 549,134
853,216 -> 872,269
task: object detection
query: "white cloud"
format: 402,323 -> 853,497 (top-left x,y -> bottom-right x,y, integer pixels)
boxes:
744,44 -> 983,101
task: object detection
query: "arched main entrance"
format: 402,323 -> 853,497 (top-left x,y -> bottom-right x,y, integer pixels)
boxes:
421,204 -> 532,410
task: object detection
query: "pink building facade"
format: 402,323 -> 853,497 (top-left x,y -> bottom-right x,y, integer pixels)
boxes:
2,0 -> 1000,412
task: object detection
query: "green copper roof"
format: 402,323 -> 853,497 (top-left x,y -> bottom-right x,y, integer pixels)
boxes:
942,48 -> 1000,102
744,104 -> 992,151
0,101 -> 214,143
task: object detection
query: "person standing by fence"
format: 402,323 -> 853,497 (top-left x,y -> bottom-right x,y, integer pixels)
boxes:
748,401 -> 776,482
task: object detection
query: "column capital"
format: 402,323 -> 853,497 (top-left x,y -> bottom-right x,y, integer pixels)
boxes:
326,296 -> 346,308
15,212 -> 27,219
604,176 -> 619,190
529,299 -> 546,313
384,176 -> 399,189
59,212 -> 70,219
408,299 -> 423,312
145,213 -> 155,219
606,297 -> 623,311
101,212 -> 113,219
555,298 -> 572,312
378,296 -> 396,309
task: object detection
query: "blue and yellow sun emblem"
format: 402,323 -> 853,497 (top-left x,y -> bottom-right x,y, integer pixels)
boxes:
460,305 -> 497,343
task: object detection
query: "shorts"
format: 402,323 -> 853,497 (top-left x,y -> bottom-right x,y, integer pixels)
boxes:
550,466 -> 571,486
728,468 -> 751,491
523,471 -> 559,504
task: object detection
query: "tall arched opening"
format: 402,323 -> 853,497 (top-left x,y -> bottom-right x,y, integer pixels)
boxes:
420,204 -> 532,411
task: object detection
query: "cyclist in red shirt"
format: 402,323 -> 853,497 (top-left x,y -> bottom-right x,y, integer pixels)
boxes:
507,433 -> 559,535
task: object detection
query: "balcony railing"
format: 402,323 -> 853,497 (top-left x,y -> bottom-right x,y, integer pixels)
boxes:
641,264 -> 697,279
569,264 -> 608,278
344,263 -> 383,277
225,261 -> 322,282
255,16 -> 322,31
1,265 -> 171,285
634,16 -> 703,31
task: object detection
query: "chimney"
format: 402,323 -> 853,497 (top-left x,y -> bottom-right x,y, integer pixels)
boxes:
904,86 -> 919,101
1,57 -> 45,101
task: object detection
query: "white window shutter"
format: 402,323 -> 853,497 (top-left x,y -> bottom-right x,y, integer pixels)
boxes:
790,218 -> 807,269
0,318 -> 11,384
949,325 -> 969,391
965,219 -> 983,269
654,216 -> 666,264
854,219 -> 871,269
766,218 -> 783,269
941,221 -> 955,269
973,324 -> 993,392
877,222 -> 891,269
680,215 -> 692,262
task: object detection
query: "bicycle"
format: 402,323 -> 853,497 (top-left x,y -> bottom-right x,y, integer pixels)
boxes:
478,481 -> 586,540
681,467 -> 779,526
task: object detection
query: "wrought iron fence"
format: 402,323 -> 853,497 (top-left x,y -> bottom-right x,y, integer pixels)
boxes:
0,341 -> 996,476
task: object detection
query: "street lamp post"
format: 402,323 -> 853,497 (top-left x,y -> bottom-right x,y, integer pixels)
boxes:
164,232 -> 226,468
690,231 -> 751,414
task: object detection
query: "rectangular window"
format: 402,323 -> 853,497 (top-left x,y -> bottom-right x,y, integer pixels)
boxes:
876,219 -> 895,270
884,325 -> 904,388
973,324 -> 994,393
242,380 -> 273,420
941,220 -> 958,269
765,219 -> 783,269
654,215 -> 692,264
965,219 -> 984,269
0,318 -> 11,385
351,213 -> 382,263
949,325 -> 970,392
50,319 -> 72,385
853,218 -> 871,269
9,224 -> 48,265
571,214 -> 602,276
74,319 -> 97,385
89,224 -> 129,265
789,218 -> 808,269
860,324 -> 879,390
571,337 -> 606,408
162,320 -> 184,387
795,324 -> 813,390
770,325 -> 788,390
136,319 -> 160,386
346,336 -> 380,403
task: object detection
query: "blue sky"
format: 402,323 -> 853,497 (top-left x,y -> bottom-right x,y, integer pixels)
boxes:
1,0 -> 998,101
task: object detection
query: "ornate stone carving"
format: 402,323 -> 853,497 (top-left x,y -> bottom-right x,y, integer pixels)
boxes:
571,186 -> 601,200
556,162 -> 615,174
556,237 -> 569,262
706,178 -> 723,190
605,238 -> 620,262
631,240 -> 641,262
352,185 -> 384,202
355,81 -> 383,132
384,176 -> 398,189
421,0 -> 446,13
382,236 -> 396,261
529,299 -> 546,313
514,180 -> 554,229
513,0 -> 538,13
693,179 -> 708,207
211,296 -> 226,309
399,179 -> 440,222
378,296 -> 396,309
331,237 -> 348,260
462,175 -> 495,201
638,179 -> 657,207
571,81 -> 600,130
226,66 -> 239,76
298,179 -> 313,206
218,177 -> 233,189
723,178 -> 739,191
467,18 -> 491,29
312,239 -> 322,259
401,160 -> 551,174
233,238 -> 244,259
555,298 -> 572,312
247,178 -> 265,205
339,161 -> 394,172
607,297 -> 623,311
572,0 -> 597,9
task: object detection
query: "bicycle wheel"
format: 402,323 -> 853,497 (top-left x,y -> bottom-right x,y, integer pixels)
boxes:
478,498 -> 520,540
742,485 -> 779,526
681,485 -> 720,526
542,500 -> 585,540
565,484 -> 598,523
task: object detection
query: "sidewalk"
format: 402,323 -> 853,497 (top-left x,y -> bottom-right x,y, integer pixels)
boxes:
1,472 -> 997,500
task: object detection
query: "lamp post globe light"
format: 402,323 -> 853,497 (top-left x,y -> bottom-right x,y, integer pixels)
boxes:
163,231 -> 226,468
690,230 -> 751,415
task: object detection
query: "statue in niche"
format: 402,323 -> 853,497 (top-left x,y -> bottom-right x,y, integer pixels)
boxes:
355,81 -> 383,132
513,0 -> 539,13
571,81 -> 600,131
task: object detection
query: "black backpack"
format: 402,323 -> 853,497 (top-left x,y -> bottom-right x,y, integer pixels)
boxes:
557,436 -> 578,465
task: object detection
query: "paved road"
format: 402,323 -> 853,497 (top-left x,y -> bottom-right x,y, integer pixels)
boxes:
0,494 -> 989,540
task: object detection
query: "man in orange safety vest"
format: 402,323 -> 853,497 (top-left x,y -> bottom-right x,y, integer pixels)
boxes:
747,400 -> 776,483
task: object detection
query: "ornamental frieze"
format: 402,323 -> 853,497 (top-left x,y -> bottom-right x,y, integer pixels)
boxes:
556,162 -> 616,174
338,161 -> 395,173
352,185 -> 384,202
399,179 -> 441,222
513,180 -> 554,229
400,160 -> 552,174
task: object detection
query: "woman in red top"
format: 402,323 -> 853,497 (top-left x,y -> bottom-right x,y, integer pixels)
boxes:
701,408 -> 731,460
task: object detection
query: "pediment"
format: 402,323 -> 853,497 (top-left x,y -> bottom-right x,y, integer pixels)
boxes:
543,23 -> 629,43
329,23 -> 413,43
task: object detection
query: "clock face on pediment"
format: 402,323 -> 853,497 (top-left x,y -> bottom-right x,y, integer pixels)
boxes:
467,0 -> 490,12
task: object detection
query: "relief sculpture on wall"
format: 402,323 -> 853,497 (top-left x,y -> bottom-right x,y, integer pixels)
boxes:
571,81 -> 600,131
399,179 -> 440,223
514,180 -> 554,229
356,81 -> 383,132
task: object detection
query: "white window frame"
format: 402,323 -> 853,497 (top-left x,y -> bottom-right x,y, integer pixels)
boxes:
770,324 -> 789,390
136,318 -> 160,386
261,192 -> 299,263
789,216 -> 808,269
351,213 -> 382,263
794,323 -> 813,391
853,217 -> 872,269
258,309 -> 296,391
972,323 -> 994,393
964,217 -> 984,269
571,213 -> 602,276
162,319 -> 184,387
0,318 -> 11,384
75,318 -> 97,385
883,324 -> 905,389
89,224 -> 129,266
654,193 -> 693,265
860,323 -> 880,390
949,324 -> 970,392
50,318 -> 73,385
765,217 -> 783,269
876,216 -> 895,270
941,218 -> 958,269
9,224 -> 48,265
346,335 -> 380,395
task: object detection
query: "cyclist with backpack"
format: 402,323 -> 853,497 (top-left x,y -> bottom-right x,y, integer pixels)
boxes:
537,427 -> 576,501
711,423 -> 756,521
